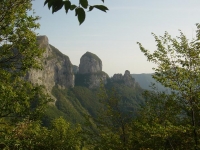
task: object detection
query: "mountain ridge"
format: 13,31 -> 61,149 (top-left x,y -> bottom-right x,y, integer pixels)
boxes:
27,35 -> 145,126
131,73 -> 166,91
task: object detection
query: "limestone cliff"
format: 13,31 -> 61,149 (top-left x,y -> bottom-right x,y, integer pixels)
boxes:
112,70 -> 136,88
79,52 -> 102,74
72,65 -> 79,74
123,70 -> 135,87
76,52 -> 108,89
26,36 -> 74,92
26,37 -> 138,91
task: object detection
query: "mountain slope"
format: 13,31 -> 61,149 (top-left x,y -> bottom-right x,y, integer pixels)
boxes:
27,36 -> 145,126
131,73 -> 166,91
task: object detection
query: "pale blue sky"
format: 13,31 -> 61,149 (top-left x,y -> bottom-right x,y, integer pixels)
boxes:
32,0 -> 200,76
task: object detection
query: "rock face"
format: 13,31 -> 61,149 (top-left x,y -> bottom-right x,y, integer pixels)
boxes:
76,52 -> 107,89
26,36 -> 74,92
112,74 -> 123,81
79,52 -> 102,74
123,70 -> 135,87
88,72 -> 108,89
72,65 -> 79,74
26,37 -> 137,92
112,70 -> 135,88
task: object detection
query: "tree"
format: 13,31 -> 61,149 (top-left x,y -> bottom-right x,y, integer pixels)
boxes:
88,85 -> 133,150
0,0 -> 50,120
2,117 -> 82,149
43,0 -> 108,25
0,0 -> 51,148
137,23 -> 200,149
48,117 -> 82,150
131,88 -> 192,149
0,0 -> 42,73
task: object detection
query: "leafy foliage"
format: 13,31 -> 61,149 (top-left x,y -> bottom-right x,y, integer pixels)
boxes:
0,0 -> 42,73
51,86 -> 87,124
0,0 -> 51,148
42,81 -> 146,149
44,0 -> 109,25
1,118 -> 82,149
130,90 -> 191,149
0,0 -> 51,122
106,79 -> 145,114
137,24 -> 200,149
91,85 -> 135,150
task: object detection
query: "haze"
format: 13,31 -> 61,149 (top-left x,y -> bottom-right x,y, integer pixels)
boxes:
32,0 -> 200,76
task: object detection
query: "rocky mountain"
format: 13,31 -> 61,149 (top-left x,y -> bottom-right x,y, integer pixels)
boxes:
26,37 -> 110,90
26,36 -> 74,93
26,35 -> 145,126
111,70 -> 137,88
79,52 -> 102,74
72,65 -> 79,74
26,37 -> 138,91
75,52 -> 108,89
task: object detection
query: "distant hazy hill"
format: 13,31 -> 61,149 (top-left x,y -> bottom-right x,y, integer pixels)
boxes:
131,74 -> 166,91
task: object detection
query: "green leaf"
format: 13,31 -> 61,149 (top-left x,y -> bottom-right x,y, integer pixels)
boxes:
76,7 -> 85,25
80,0 -> 88,9
102,0 -> 105,2
1,85 -> 5,90
75,8 -> 78,16
52,0 -> 63,13
48,0 -> 54,9
93,5 -> 109,12
88,6 -> 94,12
70,4 -> 77,10
64,1 -> 71,14
44,0 -> 51,6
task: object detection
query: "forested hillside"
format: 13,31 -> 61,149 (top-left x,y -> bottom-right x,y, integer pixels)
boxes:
42,67 -> 145,128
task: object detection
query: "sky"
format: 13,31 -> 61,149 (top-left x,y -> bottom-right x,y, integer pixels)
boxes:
32,0 -> 200,76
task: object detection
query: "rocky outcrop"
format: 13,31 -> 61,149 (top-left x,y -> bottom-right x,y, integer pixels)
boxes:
75,71 -> 108,89
112,74 -> 123,81
112,70 -> 136,88
79,52 -> 102,74
123,70 -> 135,87
26,36 -> 74,92
76,52 -> 107,89
26,37 -> 137,92
88,72 -> 108,89
72,65 -> 79,74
